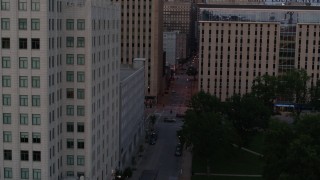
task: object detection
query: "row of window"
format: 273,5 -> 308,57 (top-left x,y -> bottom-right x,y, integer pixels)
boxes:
4,150 -> 41,161
3,168 -> 41,179
1,0 -> 40,11
66,155 -> 85,165
2,76 -> 40,88
3,132 -> 41,143
66,37 -> 85,48
66,122 -> 85,132
66,139 -> 85,149
2,113 -> 41,125
66,105 -> 85,116
66,19 -> 85,30
66,54 -> 85,65
66,88 -> 85,99
1,18 -> 40,30
1,57 -> 40,69
66,71 -> 85,82
2,95 -> 40,106
1,38 -> 40,49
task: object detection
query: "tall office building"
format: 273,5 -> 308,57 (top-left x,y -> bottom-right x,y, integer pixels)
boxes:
0,0 -> 121,179
198,4 -> 320,101
111,0 -> 164,101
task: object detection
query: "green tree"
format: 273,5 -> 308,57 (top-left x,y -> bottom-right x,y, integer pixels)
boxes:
252,74 -> 278,108
309,80 -> 320,110
188,91 -> 221,113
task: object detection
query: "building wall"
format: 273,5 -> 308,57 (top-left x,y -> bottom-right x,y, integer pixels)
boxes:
163,32 -> 178,67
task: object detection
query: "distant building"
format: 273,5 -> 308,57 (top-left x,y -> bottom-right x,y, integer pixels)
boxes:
120,59 -> 145,169
198,4 -> 320,101
163,31 -> 187,70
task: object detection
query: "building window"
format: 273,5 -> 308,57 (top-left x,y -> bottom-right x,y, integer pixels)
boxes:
33,169 -> 41,180
67,88 -> 74,98
66,19 -> 74,30
77,71 -> 85,82
2,57 -> 10,68
31,0 -> 40,11
66,71 -> 74,82
77,106 -> 85,116
77,123 -> 84,132
1,38 -> 10,49
77,89 -> 85,99
19,57 -> 28,69
32,95 -> 40,106
67,122 -> 74,132
18,0 -> 27,11
20,95 -> 28,106
20,132 -> 29,143
77,156 -> 85,165
19,18 -> 27,30
67,155 -> 74,165
31,57 -> 40,69
67,139 -> 74,148
66,54 -> 74,64
1,18 -> 10,30
66,37 -> 74,47
33,151 -> 41,161
32,133 -> 41,143
66,105 -> 74,116
4,168 -> 12,178
2,94 -> 11,106
31,19 -> 40,30
77,139 -> 84,149
20,114 -> 28,125
32,76 -> 40,88
4,150 -> 12,160
21,150 -> 29,161
77,54 -> 85,65
21,168 -> 29,179
31,38 -> 40,49
1,0 -> 10,10
77,19 -> 85,30
2,75 -> 11,87
19,76 -> 28,87
3,113 -> 11,124
3,131 -> 12,142
32,114 -> 41,125
77,37 -> 85,47
19,38 -> 28,49
67,171 -> 74,176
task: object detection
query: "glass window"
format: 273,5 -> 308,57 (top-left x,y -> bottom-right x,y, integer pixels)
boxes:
32,133 -> 41,143
4,167 -> 12,178
77,71 -> 85,82
31,19 -> 40,30
67,139 -> 74,148
2,57 -> 10,68
20,95 -> 28,106
66,105 -> 74,116
66,88 -> 74,99
77,54 -> 85,65
1,38 -> 10,49
18,0 -> 27,11
77,106 -> 85,116
67,122 -> 74,132
20,114 -> 28,125
77,19 -> 85,30
77,123 -> 85,132
19,38 -> 28,49
3,113 -> 11,124
3,131 -> 12,142
19,18 -> 27,30
21,168 -> 29,179
66,37 -> 74,47
77,89 -> 85,99
19,57 -> 28,69
66,54 -> 74,65
77,37 -> 85,47
66,19 -> 74,30
19,76 -> 28,88
66,71 -> 74,82
32,151 -> 41,161
20,132 -> 29,143
32,76 -> 40,88
67,155 -> 74,165
77,155 -> 85,165
2,94 -> 11,106
1,0 -> 10,10
67,171 -> 74,176
4,149 -> 12,160
31,57 -> 40,69
31,38 -> 40,49
31,0 -> 40,11
32,114 -> 41,125
2,75 -> 11,87
77,139 -> 84,149
1,18 -> 10,30
33,169 -> 41,180
32,95 -> 40,107
20,150 -> 29,161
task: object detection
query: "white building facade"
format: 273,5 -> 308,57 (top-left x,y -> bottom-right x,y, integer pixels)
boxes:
0,0 -> 121,179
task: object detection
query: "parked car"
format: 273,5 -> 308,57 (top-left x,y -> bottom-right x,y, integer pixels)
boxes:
164,118 -> 176,123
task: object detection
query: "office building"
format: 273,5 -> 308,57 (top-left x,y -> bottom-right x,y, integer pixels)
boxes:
0,0 -> 121,179
198,4 -> 320,101
163,31 -> 187,70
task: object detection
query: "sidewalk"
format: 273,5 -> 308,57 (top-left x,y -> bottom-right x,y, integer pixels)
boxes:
179,147 -> 192,180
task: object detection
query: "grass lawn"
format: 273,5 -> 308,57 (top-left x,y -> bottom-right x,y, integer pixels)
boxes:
192,175 -> 263,180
